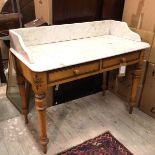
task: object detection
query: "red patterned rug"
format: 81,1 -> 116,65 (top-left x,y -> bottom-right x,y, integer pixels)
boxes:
57,131 -> 133,155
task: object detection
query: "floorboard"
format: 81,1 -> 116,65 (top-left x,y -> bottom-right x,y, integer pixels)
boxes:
0,85 -> 155,155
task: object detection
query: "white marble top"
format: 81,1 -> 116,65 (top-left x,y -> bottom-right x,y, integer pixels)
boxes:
9,20 -> 150,72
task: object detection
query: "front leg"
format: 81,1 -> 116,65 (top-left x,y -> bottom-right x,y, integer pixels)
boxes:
32,72 -> 49,153
35,93 -> 49,154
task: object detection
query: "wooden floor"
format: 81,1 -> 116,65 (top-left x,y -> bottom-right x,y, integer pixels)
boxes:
0,85 -> 155,155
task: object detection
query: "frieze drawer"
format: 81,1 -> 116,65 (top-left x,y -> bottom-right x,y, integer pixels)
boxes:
48,61 -> 100,82
102,51 -> 140,69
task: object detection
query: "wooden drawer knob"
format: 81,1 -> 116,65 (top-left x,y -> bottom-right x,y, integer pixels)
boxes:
39,0 -> 43,4
73,69 -> 80,75
120,57 -> 126,63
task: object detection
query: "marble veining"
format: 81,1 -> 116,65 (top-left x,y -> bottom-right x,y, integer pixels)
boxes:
9,20 -> 150,72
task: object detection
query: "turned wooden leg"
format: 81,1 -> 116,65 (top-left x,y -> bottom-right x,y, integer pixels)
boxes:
129,51 -> 144,114
16,74 -> 29,123
129,66 -> 142,114
32,72 -> 49,153
102,72 -> 109,96
25,82 -> 31,108
0,48 -> 6,83
13,54 -> 29,123
35,93 -> 49,154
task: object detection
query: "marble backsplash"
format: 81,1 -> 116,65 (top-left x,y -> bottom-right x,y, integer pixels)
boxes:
10,20 -> 141,47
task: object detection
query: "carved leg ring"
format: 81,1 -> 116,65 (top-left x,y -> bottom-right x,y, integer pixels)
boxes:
16,75 -> 29,124
35,93 -> 49,154
129,68 -> 142,114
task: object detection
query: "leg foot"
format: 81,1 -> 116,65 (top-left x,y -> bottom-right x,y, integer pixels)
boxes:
41,138 -> 49,154
43,146 -> 47,154
24,114 -> 28,124
22,105 -> 29,124
129,106 -> 133,114
102,72 -> 109,96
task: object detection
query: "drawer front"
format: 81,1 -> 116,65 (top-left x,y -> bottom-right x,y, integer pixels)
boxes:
48,61 -> 100,82
102,51 -> 140,69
